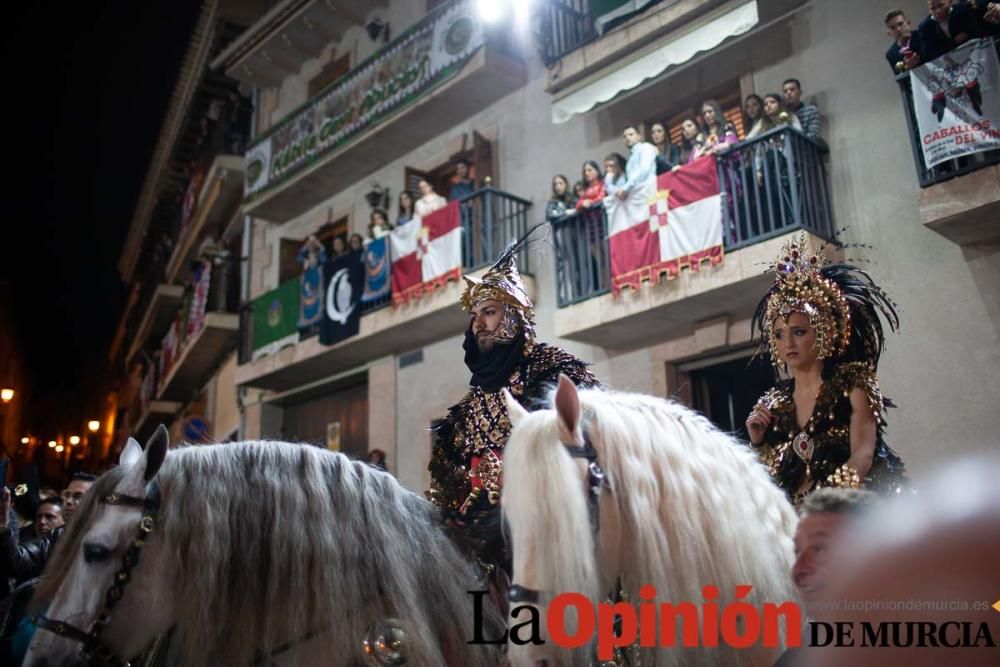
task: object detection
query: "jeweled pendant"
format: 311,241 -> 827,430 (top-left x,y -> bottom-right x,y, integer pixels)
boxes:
792,432 -> 814,463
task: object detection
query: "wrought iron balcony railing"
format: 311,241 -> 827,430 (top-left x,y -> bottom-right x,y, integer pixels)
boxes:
895,37 -> 1000,188
553,127 -> 834,307
239,186 -> 533,363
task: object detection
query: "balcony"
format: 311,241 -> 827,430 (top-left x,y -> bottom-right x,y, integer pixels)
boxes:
552,127 -> 833,347
895,39 -> 1000,246
131,399 -> 182,442
211,0 -> 389,90
242,0 -> 527,223
158,312 -> 240,401
126,284 -> 184,365
165,154 -> 246,284
236,188 -> 532,390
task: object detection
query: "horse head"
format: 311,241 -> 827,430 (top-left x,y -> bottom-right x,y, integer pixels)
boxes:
502,376 -> 799,666
502,375 -> 624,666
26,425 -> 175,666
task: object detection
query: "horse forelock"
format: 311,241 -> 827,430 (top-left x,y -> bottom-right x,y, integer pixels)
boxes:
503,408 -> 602,605
506,388 -> 799,664
573,388 -> 799,605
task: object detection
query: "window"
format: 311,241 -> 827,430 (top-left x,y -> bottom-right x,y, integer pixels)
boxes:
315,215 -> 349,256
278,238 -> 303,284
308,53 -> 351,98
403,131 -> 495,200
685,352 -> 774,439
643,82 -> 747,146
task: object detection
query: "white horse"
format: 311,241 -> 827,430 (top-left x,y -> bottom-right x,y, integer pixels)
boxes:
26,426 -> 504,666
501,376 -> 799,666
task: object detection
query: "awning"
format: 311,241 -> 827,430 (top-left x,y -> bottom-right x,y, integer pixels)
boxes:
552,0 -> 759,124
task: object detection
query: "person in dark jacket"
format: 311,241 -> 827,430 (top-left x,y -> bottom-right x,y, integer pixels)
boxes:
885,9 -> 923,74
916,0 -> 982,63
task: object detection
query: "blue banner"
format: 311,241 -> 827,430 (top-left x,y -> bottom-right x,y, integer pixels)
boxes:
361,236 -> 391,304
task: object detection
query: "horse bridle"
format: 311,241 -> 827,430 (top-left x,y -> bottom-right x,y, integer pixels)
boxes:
508,430 -> 609,605
35,480 -> 161,667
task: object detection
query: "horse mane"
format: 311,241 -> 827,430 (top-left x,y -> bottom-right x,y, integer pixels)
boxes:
38,442 -> 503,666
504,388 -> 799,665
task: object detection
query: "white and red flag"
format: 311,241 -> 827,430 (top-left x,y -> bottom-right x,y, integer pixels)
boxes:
608,155 -> 723,294
389,200 -> 463,305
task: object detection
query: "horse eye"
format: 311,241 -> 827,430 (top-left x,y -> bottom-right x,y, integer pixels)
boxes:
83,543 -> 112,564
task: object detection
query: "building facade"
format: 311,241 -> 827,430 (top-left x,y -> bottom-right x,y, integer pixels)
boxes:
111,0 -> 271,457
123,0 -> 998,494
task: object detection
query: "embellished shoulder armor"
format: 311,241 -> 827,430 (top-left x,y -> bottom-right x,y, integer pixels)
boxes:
754,362 -> 906,504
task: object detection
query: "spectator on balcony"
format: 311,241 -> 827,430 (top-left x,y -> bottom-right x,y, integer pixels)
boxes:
650,122 -> 676,174
396,190 -> 415,226
747,93 -> 803,140
743,94 -> 765,134
749,93 -> 802,180
969,0 -> 1000,36
546,174 -> 575,221
415,178 -> 447,218
782,79 -> 821,140
576,161 -> 606,210
448,158 -> 475,201
349,233 -> 365,253
693,100 -> 739,160
669,116 -> 701,170
331,235 -> 347,258
915,0 -> 981,64
885,10 -> 923,74
614,125 -> 658,202
603,153 -> 627,195
368,209 -> 393,240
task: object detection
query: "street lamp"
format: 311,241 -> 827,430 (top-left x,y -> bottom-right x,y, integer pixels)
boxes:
21,436 -> 29,444
0,388 -> 13,403
55,445 -> 65,453
48,440 -> 57,448
88,420 -> 100,432
69,435 -> 81,445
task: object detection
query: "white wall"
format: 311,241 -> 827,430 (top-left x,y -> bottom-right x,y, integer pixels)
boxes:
248,0 -> 1000,491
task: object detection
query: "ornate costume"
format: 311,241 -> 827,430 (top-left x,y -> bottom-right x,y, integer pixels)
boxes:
428,233 -> 599,577
750,235 -> 907,504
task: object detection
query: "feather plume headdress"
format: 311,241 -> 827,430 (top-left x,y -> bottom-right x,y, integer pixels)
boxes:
752,234 -> 899,368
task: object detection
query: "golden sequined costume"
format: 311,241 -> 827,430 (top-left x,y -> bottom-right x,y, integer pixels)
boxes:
427,227 -> 599,576
751,235 -> 907,504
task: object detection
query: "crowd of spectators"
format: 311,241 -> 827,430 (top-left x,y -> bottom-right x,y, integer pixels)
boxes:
546,81 -> 823,232
885,1 -> 1000,74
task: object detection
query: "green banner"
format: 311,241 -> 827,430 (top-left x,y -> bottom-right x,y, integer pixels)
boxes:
244,0 -> 485,199
252,278 -> 300,351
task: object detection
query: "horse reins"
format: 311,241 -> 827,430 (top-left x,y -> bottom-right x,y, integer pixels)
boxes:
508,430 -> 609,605
35,480 -> 161,667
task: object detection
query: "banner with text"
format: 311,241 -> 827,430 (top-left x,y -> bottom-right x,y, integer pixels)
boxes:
911,38 -> 1000,169
244,0 -> 484,198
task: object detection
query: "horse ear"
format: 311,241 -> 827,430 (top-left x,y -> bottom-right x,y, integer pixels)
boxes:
503,389 -> 529,427
120,438 -> 143,468
142,424 -> 169,482
555,374 -> 581,445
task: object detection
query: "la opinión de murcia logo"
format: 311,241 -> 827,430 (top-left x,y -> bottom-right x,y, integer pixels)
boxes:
468,587 -> 998,659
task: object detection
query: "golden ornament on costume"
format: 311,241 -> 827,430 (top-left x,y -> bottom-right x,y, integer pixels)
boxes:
760,234 -> 852,365
460,229 -> 537,341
